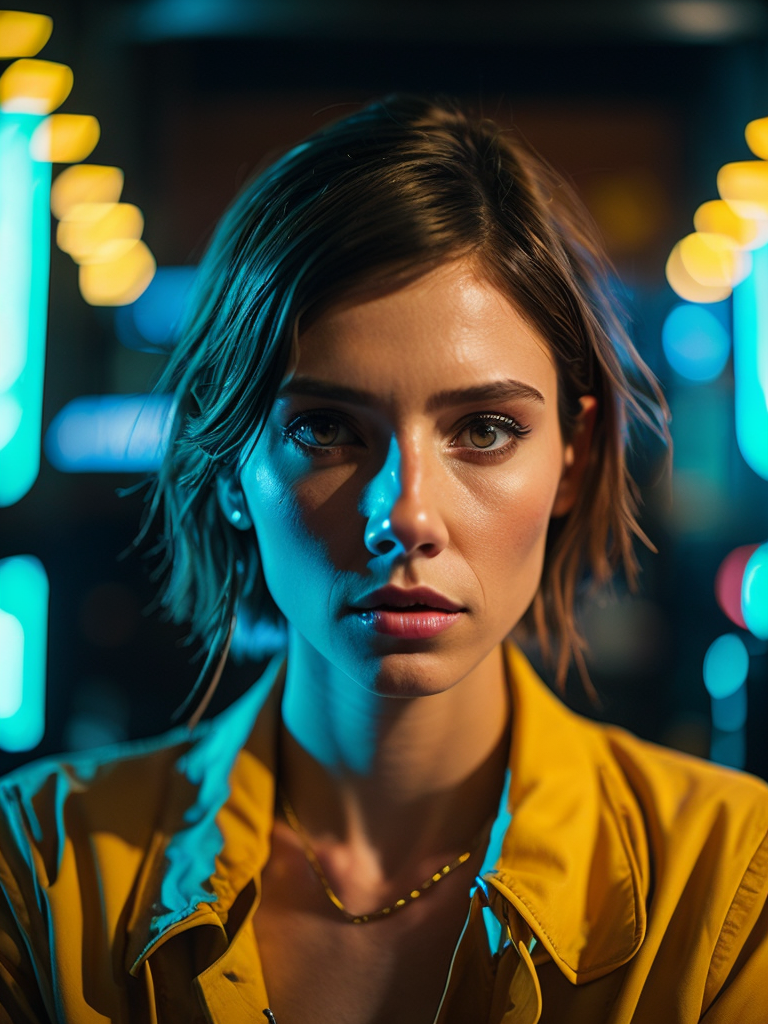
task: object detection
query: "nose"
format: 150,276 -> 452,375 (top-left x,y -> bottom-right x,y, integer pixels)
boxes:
361,434 -> 449,558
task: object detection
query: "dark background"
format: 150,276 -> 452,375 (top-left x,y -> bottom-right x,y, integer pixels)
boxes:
1,0 -> 767,776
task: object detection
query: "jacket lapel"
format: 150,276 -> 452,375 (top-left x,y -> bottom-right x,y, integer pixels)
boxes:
485,645 -> 649,985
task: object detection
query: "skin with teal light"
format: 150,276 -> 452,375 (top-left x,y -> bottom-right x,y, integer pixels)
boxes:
217,258 -> 597,1024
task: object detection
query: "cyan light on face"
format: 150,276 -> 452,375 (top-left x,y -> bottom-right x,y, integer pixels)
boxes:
742,542 -> 768,640
361,435 -> 402,557
733,243 -> 768,480
703,632 -> 749,700
661,303 -> 731,383
44,394 -> 173,472
0,109 -> 51,507
0,555 -> 48,752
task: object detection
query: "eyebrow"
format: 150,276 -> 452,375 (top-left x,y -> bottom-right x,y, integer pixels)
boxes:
278,376 -> 545,409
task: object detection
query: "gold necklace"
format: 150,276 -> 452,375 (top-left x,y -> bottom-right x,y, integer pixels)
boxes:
278,785 -> 481,925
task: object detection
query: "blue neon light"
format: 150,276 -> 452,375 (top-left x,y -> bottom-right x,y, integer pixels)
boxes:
703,632 -> 749,699
0,556 -> 48,753
0,110 -> 52,507
661,303 -> 731,382
733,243 -> 768,480
114,265 -> 196,352
742,542 -> 768,640
711,685 -> 748,733
44,394 -> 172,472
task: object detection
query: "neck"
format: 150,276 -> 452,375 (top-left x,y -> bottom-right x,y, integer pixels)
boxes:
279,628 -> 511,865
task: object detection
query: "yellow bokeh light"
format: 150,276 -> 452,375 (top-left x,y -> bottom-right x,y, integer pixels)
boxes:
0,10 -> 52,57
50,164 -> 124,220
745,117 -> 768,160
679,231 -> 751,288
79,240 -> 156,306
0,58 -> 73,114
666,241 -> 731,304
693,199 -> 768,251
717,161 -> 768,220
30,113 -> 100,163
57,202 -> 145,263
77,238 -> 141,266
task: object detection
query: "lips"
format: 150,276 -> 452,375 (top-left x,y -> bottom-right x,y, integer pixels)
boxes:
356,585 -> 464,613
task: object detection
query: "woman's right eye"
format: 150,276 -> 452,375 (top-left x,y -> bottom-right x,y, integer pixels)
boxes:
285,414 -> 358,452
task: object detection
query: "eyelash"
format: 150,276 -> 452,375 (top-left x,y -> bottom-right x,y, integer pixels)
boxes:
282,411 -> 532,460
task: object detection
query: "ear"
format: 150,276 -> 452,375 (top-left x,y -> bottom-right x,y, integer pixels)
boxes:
216,470 -> 253,530
551,396 -> 598,519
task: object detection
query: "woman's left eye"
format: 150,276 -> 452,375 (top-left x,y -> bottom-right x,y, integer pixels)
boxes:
285,414 -> 358,451
452,415 -> 530,454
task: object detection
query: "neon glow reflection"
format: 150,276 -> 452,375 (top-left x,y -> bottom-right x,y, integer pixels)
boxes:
0,556 -> 48,752
661,303 -> 731,382
44,394 -> 173,472
742,543 -> 768,640
0,108 -> 51,506
732,243 -> 768,480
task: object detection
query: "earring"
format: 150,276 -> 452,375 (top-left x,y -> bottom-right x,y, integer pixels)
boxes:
231,509 -> 242,524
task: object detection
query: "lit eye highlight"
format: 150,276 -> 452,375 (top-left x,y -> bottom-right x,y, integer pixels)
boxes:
284,413 -> 359,453
452,415 -> 531,456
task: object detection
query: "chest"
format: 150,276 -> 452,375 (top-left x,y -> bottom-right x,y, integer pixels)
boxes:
253,844 -> 476,1024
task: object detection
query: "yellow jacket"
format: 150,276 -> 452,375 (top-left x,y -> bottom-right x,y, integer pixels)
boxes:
1,644 -> 767,1024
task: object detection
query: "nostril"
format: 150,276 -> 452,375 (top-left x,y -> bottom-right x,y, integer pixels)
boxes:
375,539 -> 396,555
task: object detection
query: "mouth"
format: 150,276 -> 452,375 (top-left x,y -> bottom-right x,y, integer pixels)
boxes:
351,586 -> 465,639
356,585 -> 464,614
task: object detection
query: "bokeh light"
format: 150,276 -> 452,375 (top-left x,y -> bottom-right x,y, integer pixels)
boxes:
78,239 -> 156,305
44,394 -> 172,472
0,11 -> 52,58
718,161 -> 768,221
715,544 -> 760,629
115,264 -> 197,351
666,240 -> 731,303
693,199 -> 768,251
0,555 -> 48,753
30,112 -> 100,163
0,105 -> 52,507
57,202 -> 144,263
742,542 -> 768,640
703,633 -> 749,699
732,242 -> 768,480
0,58 -> 72,114
746,117 -> 768,160
661,303 -> 731,382
679,231 -> 751,288
50,163 -> 124,219
711,685 -> 748,733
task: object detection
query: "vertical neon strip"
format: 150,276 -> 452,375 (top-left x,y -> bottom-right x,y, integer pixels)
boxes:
0,556 -> 48,752
732,243 -> 768,480
0,109 -> 51,507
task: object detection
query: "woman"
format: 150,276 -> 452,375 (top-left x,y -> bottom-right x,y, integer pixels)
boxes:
1,95 -> 767,1024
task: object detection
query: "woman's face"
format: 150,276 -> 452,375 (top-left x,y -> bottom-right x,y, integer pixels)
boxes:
236,260 -> 592,697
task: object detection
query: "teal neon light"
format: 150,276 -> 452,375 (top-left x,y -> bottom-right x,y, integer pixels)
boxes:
0,556 -> 48,752
0,109 -> 51,507
733,243 -> 768,480
742,542 -> 768,640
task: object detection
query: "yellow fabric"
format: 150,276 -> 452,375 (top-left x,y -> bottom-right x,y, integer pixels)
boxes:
1,644 -> 768,1023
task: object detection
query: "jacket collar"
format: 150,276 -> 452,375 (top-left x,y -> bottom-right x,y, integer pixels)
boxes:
126,644 -> 648,983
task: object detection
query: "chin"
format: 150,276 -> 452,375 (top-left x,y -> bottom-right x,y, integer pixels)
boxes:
363,651 -> 469,699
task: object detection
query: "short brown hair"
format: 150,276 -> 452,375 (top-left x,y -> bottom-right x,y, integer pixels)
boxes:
144,94 -> 670,701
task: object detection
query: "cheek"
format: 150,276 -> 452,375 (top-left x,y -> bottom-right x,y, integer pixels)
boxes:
457,449 -> 563,607
239,448 -> 360,611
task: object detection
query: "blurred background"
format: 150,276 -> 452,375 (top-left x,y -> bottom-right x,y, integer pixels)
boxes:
1,0 -> 767,777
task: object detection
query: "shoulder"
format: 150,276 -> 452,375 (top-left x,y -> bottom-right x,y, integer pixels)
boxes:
601,724 -> 768,1011
0,726 -> 196,891
602,723 -> 768,846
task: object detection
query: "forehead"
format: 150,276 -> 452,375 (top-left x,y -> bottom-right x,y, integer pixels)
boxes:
292,261 -> 559,405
